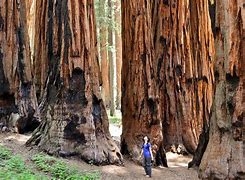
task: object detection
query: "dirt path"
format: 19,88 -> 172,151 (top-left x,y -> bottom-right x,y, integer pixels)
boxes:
0,133 -> 199,180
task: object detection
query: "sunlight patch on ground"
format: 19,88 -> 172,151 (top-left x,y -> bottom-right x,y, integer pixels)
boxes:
166,152 -> 191,168
3,133 -> 30,145
102,165 -> 128,176
109,124 -> 122,137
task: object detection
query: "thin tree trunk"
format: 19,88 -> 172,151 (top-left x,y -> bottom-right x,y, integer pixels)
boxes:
0,0 -> 39,133
99,0 -> 110,108
26,0 -> 36,59
108,0 -> 115,116
198,1 -> 244,178
121,0 -> 214,166
114,0 -> 122,109
26,0 -> 122,165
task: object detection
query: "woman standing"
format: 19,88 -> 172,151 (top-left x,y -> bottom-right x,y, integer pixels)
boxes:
140,136 -> 154,178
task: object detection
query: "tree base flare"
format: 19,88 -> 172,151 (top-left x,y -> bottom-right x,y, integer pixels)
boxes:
26,103 -> 123,165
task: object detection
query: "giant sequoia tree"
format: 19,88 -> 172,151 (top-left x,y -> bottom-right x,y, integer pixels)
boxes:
198,1 -> 244,179
121,0 -> 214,164
26,0 -> 122,165
0,0 -> 39,133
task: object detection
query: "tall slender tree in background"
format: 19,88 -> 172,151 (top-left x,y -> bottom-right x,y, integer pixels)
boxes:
114,0 -> 122,109
26,0 -> 122,165
0,0 -> 39,133
197,1 -> 244,179
121,0 -> 214,166
108,0 -> 115,116
26,0 -> 36,58
95,0 -> 122,113
96,0 -> 110,108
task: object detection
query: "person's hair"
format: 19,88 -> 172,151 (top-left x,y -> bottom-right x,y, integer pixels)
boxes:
143,136 -> 150,143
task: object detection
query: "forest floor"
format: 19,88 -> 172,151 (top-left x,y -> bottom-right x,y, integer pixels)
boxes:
0,132 -> 199,180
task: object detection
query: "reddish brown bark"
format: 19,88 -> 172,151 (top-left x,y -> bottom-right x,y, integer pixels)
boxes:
121,0 -> 164,164
0,0 -> 39,133
198,1 -> 244,178
27,0 -> 122,165
114,0 -> 122,109
156,0 -> 215,154
121,0 -> 214,165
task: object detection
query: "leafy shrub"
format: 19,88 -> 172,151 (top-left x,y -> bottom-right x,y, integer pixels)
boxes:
0,145 -> 11,160
108,116 -> 121,125
32,153 -> 100,180
0,146 -> 47,180
0,146 -> 100,180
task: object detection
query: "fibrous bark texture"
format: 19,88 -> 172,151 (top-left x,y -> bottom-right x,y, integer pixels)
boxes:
121,0 -> 214,165
27,0 -> 122,165
198,1 -> 244,179
0,0 -> 39,133
157,0 -> 214,155
121,0 -> 160,160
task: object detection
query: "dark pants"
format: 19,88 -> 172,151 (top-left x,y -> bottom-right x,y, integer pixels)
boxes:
143,157 -> 152,177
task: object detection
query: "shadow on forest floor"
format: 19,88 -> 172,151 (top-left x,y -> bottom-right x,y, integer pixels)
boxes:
0,132 -> 198,180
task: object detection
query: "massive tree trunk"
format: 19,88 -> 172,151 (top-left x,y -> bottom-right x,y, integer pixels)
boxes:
0,0 -> 39,133
121,0 -> 214,165
188,0 -> 216,169
198,1 -> 244,179
99,0 -> 110,108
156,0 -> 214,154
114,0 -> 122,109
121,0 -> 159,160
27,0 -> 122,165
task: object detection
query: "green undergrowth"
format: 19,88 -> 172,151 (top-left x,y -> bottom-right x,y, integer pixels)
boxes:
0,145 -> 45,180
106,109 -> 122,125
32,153 -> 100,180
108,116 -> 121,125
0,145 -> 99,180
